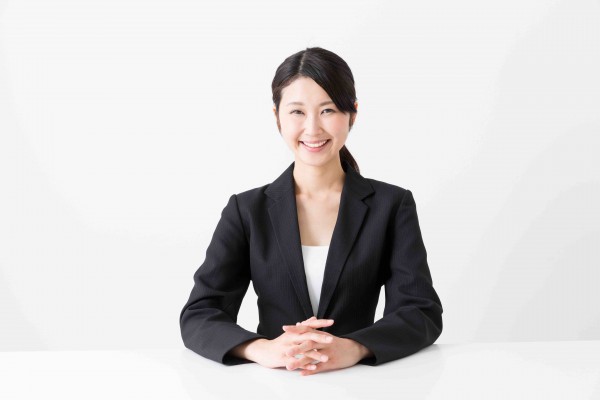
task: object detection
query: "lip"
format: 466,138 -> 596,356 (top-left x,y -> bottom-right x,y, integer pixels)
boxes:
301,139 -> 329,144
300,139 -> 330,152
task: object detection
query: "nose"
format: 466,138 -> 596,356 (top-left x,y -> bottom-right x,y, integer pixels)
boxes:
303,113 -> 323,134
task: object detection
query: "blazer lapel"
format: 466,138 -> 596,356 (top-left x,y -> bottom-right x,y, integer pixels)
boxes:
264,159 -> 375,320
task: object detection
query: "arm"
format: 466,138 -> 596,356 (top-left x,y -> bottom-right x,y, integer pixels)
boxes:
339,189 -> 443,365
179,194 -> 267,365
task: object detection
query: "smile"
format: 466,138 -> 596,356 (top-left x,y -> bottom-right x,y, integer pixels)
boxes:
300,139 -> 330,150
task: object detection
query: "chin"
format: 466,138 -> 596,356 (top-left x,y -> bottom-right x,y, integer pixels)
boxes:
296,156 -> 336,167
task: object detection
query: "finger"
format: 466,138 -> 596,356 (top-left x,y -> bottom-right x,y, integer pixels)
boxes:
285,340 -> 318,357
300,365 -> 318,375
300,361 -> 330,376
282,326 -> 334,345
282,324 -> 308,331
302,348 -> 328,363
300,367 -> 318,376
283,326 -> 330,343
300,318 -> 334,328
308,332 -> 334,344
296,315 -> 334,326
283,318 -> 334,331
286,344 -> 328,363
286,353 -> 318,371
282,324 -> 311,334
284,317 -> 315,329
283,324 -> 331,334
300,355 -> 335,376
300,332 -> 333,344
298,361 -> 319,372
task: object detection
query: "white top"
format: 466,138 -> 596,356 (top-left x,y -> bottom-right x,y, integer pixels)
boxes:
301,244 -> 329,317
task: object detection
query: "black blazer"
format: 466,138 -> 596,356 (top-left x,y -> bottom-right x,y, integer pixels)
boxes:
179,159 -> 443,366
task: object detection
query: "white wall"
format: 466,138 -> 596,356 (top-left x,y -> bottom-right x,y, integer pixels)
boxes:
1,0 -> 598,351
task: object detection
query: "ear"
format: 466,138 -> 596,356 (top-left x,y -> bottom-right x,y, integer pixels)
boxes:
273,105 -> 281,133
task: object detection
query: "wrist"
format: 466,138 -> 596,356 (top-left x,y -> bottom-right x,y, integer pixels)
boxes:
229,338 -> 268,362
241,338 -> 269,363
348,339 -> 373,360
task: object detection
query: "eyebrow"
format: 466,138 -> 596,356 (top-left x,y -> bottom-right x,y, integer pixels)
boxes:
285,101 -> 334,107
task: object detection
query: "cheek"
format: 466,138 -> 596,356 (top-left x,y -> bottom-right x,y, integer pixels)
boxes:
279,124 -> 300,145
327,116 -> 351,135
279,117 -> 302,135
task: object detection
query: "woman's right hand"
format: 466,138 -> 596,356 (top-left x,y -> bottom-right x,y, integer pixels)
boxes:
244,317 -> 335,370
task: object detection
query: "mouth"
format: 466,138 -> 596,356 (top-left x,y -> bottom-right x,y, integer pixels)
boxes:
299,139 -> 330,149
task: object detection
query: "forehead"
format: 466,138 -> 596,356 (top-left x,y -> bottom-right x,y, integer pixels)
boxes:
281,77 -> 331,105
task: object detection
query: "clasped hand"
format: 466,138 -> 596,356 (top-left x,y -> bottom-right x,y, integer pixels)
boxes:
251,316 -> 366,376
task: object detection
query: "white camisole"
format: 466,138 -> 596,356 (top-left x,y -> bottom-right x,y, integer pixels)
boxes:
300,244 -> 329,317
297,244 -> 329,364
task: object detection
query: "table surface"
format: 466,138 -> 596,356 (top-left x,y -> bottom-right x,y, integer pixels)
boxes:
1,341 -> 599,399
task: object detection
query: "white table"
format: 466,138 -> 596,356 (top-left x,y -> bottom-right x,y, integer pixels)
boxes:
1,341 -> 599,399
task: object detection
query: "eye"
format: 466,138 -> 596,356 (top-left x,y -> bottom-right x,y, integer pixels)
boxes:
290,109 -> 304,115
322,108 -> 335,114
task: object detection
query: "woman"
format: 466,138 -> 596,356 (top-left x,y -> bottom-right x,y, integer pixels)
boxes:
179,47 -> 443,376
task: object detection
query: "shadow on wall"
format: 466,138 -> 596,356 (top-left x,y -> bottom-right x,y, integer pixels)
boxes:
0,266 -> 46,351
472,123 -> 600,341
0,0 -> 45,351
447,0 -> 600,342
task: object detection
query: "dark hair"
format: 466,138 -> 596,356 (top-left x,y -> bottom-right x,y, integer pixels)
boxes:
271,47 -> 360,174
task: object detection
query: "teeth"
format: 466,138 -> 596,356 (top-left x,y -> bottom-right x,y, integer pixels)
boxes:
302,140 -> 328,148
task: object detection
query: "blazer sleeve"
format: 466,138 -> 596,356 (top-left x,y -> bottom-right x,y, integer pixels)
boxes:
179,194 -> 267,365
339,189 -> 443,365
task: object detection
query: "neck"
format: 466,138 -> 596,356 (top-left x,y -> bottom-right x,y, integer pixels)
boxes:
292,158 -> 345,197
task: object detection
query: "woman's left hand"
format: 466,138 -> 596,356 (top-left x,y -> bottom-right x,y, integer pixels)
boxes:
282,317 -> 370,376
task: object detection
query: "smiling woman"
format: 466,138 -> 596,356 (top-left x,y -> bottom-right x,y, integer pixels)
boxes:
271,48 -> 360,175
180,47 -> 443,377
276,76 -> 350,165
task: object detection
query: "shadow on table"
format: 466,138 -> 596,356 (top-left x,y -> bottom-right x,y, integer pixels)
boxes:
177,344 -> 445,399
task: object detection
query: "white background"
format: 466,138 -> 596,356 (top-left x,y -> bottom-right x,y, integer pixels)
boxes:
1,0 -> 599,351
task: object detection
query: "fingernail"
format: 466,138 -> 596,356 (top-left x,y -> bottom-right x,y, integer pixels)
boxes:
321,355 -> 328,362
326,336 -> 333,342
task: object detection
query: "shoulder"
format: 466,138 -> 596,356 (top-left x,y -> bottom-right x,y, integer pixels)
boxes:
227,183 -> 272,219
232,183 -> 270,204
362,176 -> 414,207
